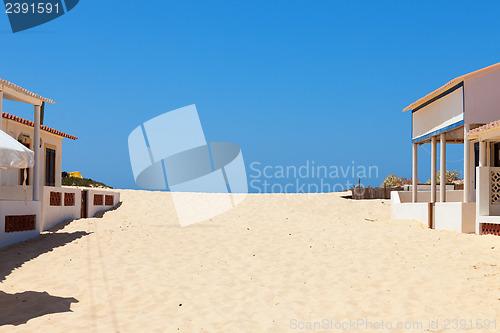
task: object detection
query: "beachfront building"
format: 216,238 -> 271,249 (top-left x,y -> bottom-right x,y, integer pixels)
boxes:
392,62 -> 500,234
467,122 -> 500,235
0,78 -> 120,247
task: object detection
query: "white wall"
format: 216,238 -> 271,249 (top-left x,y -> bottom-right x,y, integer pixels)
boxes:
391,191 -> 476,233
42,188 -> 121,230
86,189 -> 121,218
434,202 -> 475,233
397,190 -> 464,203
0,185 -> 32,201
412,87 -> 464,140
404,184 -> 455,192
41,186 -> 81,231
0,200 -> 41,248
0,118 -> 64,191
391,191 -> 430,226
465,70 -> 500,124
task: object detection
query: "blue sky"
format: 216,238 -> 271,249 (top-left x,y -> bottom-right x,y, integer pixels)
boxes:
1,1 -> 499,191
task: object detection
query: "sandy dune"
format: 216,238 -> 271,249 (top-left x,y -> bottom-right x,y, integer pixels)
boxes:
1,190 -> 500,332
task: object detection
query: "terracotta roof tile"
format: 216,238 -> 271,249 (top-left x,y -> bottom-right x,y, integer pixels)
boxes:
3,112 -> 77,140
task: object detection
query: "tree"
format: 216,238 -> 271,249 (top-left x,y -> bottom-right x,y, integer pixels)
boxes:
426,170 -> 460,184
381,174 -> 412,188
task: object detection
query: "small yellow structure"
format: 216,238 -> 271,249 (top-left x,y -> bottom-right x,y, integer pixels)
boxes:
68,171 -> 82,179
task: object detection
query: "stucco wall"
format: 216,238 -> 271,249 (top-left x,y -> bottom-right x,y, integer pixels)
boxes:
41,186 -> 82,231
465,70 -> 500,124
0,185 -> 33,201
86,189 -> 121,218
391,191 -> 476,233
434,202 -> 475,233
397,190 -> 464,203
0,200 -> 41,248
0,118 -> 64,191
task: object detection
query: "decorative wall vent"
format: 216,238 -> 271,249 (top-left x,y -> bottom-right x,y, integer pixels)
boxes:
64,192 -> 75,206
50,191 -> 62,206
105,195 -> 114,206
5,215 -> 36,233
94,194 -> 103,206
481,223 -> 500,236
491,171 -> 500,204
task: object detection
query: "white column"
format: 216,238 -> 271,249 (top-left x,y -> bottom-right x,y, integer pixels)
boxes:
440,133 -> 446,202
479,140 -> 487,167
412,143 -> 418,203
33,105 -> 41,201
431,136 -> 437,203
464,124 -> 470,202
0,91 -> 3,129
487,142 -> 491,167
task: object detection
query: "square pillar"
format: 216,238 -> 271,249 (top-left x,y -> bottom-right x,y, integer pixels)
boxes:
464,124 -> 470,202
479,140 -> 487,167
412,143 -> 418,203
440,133 -> 446,202
33,105 -> 41,201
431,136 -> 437,203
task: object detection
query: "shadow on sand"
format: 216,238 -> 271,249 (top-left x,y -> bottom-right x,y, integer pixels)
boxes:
0,291 -> 78,326
0,230 -> 88,326
0,230 -> 89,283
93,202 -> 122,218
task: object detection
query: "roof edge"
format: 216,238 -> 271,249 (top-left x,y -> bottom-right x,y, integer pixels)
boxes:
2,112 -> 77,140
403,61 -> 500,113
0,78 -> 55,104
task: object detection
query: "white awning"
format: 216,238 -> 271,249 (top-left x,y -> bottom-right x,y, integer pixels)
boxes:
0,130 -> 34,169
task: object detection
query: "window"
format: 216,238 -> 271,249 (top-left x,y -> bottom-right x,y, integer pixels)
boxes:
18,138 -> 30,185
45,148 -> 56,186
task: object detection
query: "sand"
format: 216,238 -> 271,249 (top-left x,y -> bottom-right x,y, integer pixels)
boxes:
1,190 -> 500,332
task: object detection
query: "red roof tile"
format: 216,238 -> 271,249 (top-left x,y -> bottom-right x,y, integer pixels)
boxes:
3,112 -> 77,140
468,120 -> 500,136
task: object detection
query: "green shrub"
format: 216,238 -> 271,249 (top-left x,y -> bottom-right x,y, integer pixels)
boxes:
62,176 -> 112,189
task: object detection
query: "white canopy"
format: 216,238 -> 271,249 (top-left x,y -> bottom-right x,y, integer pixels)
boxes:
0,130 -> 34,169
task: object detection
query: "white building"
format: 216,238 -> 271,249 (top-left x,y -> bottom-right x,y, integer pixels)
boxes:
392,62 -> 500,235
467,121 -> 500,235
0,78 -> 120,248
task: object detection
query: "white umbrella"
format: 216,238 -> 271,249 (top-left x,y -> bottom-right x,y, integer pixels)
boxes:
0,129 -> 34,169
